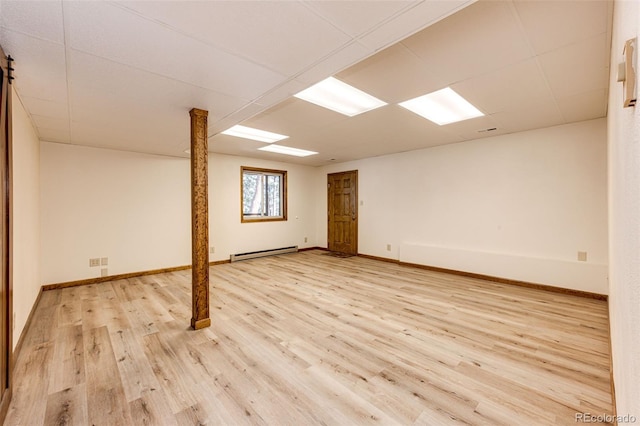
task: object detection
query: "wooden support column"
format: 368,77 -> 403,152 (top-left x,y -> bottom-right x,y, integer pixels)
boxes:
189,108 -> 211,330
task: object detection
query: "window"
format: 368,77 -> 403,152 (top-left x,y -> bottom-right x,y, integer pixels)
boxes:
241,167 -> 287,222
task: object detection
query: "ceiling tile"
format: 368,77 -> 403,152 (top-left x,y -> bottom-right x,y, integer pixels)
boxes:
37,127 -> 70,143
209,134 -> 274,157
64,1 -> 286,101
68,96 -> 192,154
253,80 -> 308,109
491,99 -> 565,133
20,96 -> 68,120
4,0 -> 611,164
0,30 -> 67,102
67,50 -> 247,123
440,114 -> 504,141
295,41 -> 372,86
514,0 -> 608,55
452,58 -> 554,114
303,1 -> 417,37
337,44 -> 442,104
359,0 -> 473,51
318,104 -> 464,154
70,118 -> 184,157
31,114 -> 68,131
402,0 -> 532,85
556,89 -> 607,123
209,103 -> 271,137
0,0 -> 64,44
115,1 -> 352,77
246,98 -> 350,134
538,33 -> 608,99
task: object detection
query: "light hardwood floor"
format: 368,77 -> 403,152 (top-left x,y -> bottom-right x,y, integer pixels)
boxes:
5,251 -> 612,425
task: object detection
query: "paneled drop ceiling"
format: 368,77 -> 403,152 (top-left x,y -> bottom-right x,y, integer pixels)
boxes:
0,0 -> 612,166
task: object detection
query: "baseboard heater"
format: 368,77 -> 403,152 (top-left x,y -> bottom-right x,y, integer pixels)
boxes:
230,246 -> 298,262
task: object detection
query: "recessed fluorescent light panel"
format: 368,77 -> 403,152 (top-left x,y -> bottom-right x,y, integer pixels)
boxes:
259,145 -> 318,157
294,76 -> 387,117
221,125 -> 288,143
399,87 -> 484,125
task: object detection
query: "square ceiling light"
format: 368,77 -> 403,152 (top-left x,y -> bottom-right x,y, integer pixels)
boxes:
221,125 -> 288,143
399,87 -> 484,125
259,145 -> 318,157
294,77 -> 387,117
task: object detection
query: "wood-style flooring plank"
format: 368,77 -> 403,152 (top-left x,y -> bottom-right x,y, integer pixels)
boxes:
6,250 -> 613,425
48,325 -> 85,395
43,384 -> 88,426
84,326 -> 132,425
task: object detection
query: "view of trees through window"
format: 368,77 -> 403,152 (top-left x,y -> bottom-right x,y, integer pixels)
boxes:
241,167 -> 287,222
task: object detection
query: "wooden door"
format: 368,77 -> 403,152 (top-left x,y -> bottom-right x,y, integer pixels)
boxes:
0,44 -> 12,422
328,171 -> 358,255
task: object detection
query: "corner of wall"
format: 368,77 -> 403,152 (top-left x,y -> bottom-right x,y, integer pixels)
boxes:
11,87 -> 42,350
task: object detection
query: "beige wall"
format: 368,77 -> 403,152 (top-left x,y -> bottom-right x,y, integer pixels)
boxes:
40,142 -> 192,284
317,119 -> 608,294
39,143 -> 318,284
11,88 -> 41,349
209,153 -> 317,261
608,0 -> 640,419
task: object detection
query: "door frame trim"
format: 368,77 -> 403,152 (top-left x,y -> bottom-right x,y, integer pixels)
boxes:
0,43 -> 13,423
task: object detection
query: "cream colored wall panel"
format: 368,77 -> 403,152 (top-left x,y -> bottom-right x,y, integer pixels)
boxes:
40,143 -> 192,284
39,144 -> 319,284
208,154 -> 318,261
607,0 -> 640,418
11,88 -> 41,349
316,119 -> 608,293
400,243 -> 607,294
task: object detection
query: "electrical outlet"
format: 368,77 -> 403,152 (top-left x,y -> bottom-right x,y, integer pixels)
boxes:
101,268 -> 108,277
101,257 -> 108,266
304,237 -> 308,243
210,247 -> 215,254
386,244 -> 391,251
89,258 -> 100,267
577,251 -> 587,262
